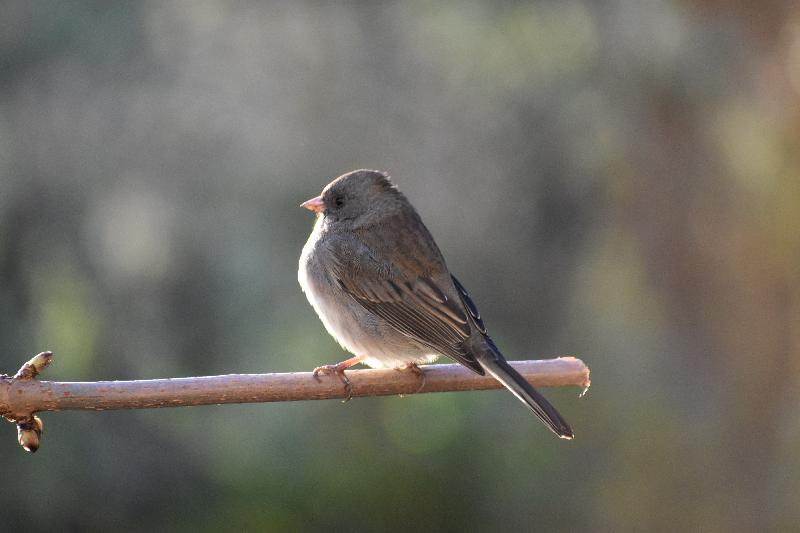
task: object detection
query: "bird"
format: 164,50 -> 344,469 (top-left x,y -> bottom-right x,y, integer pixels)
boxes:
298,169 -> 573,439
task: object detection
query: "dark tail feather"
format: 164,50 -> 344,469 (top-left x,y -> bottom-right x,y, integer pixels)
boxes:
474,339 -> 574,439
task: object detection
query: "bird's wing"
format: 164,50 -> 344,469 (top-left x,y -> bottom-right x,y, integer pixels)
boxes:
328,234 -> 485,375
450,274 -> 487,335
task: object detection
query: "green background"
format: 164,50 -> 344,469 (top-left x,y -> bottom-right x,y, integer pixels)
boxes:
1,1 -> 799,531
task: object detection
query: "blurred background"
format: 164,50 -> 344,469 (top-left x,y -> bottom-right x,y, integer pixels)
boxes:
1,1 -> 799,531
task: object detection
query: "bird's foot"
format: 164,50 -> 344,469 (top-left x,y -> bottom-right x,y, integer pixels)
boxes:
397,363 -> 426,394
312,356 -> 361,402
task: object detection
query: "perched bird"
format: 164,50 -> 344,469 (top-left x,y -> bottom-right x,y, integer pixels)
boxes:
298,169 -> 573,439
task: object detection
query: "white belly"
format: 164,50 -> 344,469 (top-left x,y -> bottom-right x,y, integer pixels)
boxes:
298,221 -> 440,368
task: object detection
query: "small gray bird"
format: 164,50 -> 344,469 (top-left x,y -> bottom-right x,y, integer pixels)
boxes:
299,169 -> 573,439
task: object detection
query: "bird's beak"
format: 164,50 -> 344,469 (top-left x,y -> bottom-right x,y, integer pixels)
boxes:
301,195 -> 325,213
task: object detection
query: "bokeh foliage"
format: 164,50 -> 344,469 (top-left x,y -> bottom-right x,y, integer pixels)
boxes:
1,1 -> 799,531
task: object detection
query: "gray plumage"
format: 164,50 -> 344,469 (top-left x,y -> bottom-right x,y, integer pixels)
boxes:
299,169 -> 573,439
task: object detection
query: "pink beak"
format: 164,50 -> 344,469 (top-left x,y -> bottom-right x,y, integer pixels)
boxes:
301,195 -> 325,213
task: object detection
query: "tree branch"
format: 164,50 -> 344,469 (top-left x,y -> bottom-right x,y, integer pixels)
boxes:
1,352 -> 590,452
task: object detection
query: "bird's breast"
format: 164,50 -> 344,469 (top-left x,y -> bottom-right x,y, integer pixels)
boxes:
298,225 -> 439,368
298,225 -> 362,352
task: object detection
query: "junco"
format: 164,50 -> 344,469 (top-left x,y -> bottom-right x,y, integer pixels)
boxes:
299,169 -> 573,439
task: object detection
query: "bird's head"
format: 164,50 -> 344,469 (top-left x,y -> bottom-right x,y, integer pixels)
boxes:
301,169 -> 404,227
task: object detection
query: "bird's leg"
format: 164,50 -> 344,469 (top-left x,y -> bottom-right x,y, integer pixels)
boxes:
312,356 -> 362,402
397,363 -> 426,394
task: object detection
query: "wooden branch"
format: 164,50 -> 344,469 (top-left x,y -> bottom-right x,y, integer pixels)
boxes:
1,352 -> 590,452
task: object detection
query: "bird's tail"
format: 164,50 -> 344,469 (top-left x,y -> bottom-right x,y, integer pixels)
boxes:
474,338 -> 574,439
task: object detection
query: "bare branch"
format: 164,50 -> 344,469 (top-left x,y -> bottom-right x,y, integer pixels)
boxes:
1,352 -> 589,452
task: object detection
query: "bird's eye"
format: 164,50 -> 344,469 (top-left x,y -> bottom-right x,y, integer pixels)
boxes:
332,195 -> 344,208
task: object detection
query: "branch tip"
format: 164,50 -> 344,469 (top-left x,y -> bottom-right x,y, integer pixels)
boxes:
17,416 -> 43,453
14,351 -> 54,381
6,352 -> 52,451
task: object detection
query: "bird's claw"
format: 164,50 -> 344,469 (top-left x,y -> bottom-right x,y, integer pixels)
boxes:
397,363 -> 426,394
313,364 -> 354,402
